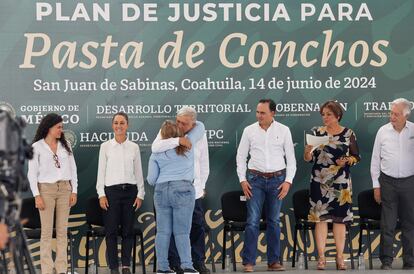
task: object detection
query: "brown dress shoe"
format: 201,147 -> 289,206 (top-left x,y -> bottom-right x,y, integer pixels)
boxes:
243,264 -> 254,272
267,262 -> 285,271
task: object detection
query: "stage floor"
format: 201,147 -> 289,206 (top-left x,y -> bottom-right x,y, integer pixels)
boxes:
63,258 -> 409,274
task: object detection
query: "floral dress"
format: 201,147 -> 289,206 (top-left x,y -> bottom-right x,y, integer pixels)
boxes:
307,126 -> 360,223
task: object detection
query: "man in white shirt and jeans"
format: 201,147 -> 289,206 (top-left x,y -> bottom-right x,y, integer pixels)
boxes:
370,98 -> 414,270
152,107 -> 210,274
237,99 -> 296,272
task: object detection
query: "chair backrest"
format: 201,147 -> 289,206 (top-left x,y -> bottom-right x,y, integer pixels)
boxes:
221,191 -> 247,222
20,197 -> 41,229
292,189 -> 311,221
358,189 -> 381,220
220,190 -> 266,222
85,197 -> 104,227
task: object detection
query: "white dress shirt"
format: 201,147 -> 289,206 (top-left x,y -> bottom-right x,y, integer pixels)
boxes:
370,121 -> 414,188
236,120 -> 297,183
27,139 -> 78,196
151,132 -> 210,199
96,138 -> 145,199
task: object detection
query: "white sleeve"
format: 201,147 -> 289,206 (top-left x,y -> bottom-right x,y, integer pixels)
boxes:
151,131 -> 180,153
198,135 -> 210,189
284,127 -> 297,184
27,145 -> 40,196
134,145 -> 145,199
370,128 -> 382,188
96,144 -> 107,198
236,128 -> 250,183
69,152 -> 78,193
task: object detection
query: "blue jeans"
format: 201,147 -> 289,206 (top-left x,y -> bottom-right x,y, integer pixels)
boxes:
169,198 -> 206,268
242,172 -> 285,265
154,180 -> 195,271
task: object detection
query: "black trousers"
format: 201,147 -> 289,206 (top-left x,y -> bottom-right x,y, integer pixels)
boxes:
168,198 -> 206,267
104,184 -> 138,269
379,173 -> 414,265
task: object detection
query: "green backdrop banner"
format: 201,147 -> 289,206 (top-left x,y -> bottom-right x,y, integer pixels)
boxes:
1,0 -> 413,267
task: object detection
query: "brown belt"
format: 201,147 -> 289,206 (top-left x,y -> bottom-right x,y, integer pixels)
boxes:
248,169 -> 286,178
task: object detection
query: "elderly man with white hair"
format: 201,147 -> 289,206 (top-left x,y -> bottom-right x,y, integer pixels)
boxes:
370,98 -> 414,270
152,106 -> 210,274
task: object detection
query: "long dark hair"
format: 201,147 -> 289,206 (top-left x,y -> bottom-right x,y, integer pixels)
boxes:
33,113 -> 72,154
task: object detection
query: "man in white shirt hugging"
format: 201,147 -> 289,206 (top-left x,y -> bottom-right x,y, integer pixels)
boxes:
152,106 -> 210,274
236,99 -> 297,272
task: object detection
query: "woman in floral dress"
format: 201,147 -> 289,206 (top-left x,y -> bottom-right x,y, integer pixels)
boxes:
304,101 -> 360,270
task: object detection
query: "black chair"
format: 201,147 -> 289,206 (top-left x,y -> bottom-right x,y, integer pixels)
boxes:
152,206 -> 216,273
220,191 -> 266,271
84,197 -> 146,274
357,189 -> 403,270
358,189 -> 381,269
291,189 -> 355,269
20,197 -> 75,273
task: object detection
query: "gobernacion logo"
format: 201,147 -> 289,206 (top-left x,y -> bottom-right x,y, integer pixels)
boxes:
64,129 -> 77,149
0,101 -> 16,118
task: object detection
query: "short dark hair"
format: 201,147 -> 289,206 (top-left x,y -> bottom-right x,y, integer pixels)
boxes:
259,99 -> 276,112
112,112 -> 129,124
320,101 -> 343,121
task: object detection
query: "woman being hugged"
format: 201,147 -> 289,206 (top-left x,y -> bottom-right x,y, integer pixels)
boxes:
304,101 -> 360,270
147,119 -> 205,274
96,112 -> 145,274
27,113 -> 78,274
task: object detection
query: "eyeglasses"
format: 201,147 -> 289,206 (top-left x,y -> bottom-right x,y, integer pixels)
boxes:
53,154 -> 61,168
